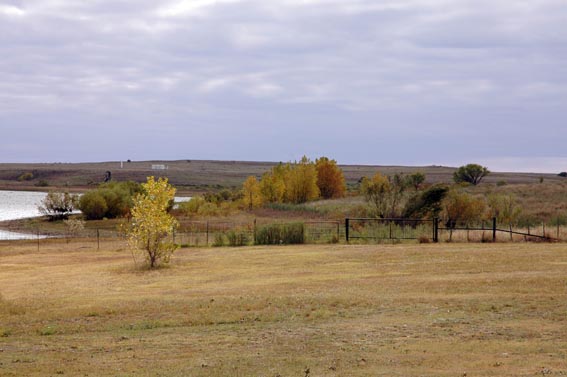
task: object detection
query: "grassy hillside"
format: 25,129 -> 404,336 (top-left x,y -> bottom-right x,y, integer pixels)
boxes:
0,159 -> 562,195
1,242 -> 566,376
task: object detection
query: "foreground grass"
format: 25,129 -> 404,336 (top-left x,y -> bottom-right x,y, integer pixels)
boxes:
0,242 -> 566,376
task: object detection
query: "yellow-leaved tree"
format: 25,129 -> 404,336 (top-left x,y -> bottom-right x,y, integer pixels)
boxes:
242,176 -> 263,210
259,164 -> 287,203
127,176 -> 178,268
360,173 -> 391,218
315,156 -> 346,199
284,156 -> 320,204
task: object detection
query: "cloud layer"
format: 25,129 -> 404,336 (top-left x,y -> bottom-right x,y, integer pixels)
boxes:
1,0 -> 566,171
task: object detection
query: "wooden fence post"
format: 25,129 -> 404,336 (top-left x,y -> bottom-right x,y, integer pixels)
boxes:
253,219 -> 257,245
492,217 -> 497,242
345,218 -> 350,243
433,218 -> 439,243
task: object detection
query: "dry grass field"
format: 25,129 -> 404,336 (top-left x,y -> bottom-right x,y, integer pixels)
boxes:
1,242 -> 566,376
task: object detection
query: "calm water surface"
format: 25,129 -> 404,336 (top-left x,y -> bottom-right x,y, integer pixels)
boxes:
0,190 -> 191,240
0,190 -> 47,239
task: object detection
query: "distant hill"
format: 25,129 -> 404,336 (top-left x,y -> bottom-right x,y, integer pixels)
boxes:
0,159 -> 562,195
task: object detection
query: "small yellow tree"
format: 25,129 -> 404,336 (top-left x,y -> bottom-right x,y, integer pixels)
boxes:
360,173 -> 391,218
242,176 -> 263,210
127,176 -> 178,268
441,189 -> 486,228
259,165 -> 287,203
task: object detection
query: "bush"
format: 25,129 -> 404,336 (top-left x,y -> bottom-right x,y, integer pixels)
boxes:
79,191 -> 108,220
78,181 -> 141,220
17,172 -> 34,181
178,196 -> 235,217
213,233 -> 225,247
418,235 -> 431,244
226,229 -> 250,246
255,223 -> 304,245
38,191 -> 78,220
403,185 -> 448,219
35,180 -> 49,187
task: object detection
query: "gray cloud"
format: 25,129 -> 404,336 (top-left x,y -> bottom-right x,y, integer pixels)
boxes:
1,0 -> 566,171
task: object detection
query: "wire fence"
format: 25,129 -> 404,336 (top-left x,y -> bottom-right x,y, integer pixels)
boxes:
1,217 -> 564,249
0,220 -> 344,249
0,228 -> 128,251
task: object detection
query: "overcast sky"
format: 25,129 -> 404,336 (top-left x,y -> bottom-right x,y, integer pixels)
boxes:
1,0 -> 566,172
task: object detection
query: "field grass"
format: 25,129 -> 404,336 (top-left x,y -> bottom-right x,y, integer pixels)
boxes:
1,241 -> 566,376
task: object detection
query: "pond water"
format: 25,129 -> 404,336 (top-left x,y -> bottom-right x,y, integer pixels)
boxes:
0,190 -> 47,239
0,190 -> 190,240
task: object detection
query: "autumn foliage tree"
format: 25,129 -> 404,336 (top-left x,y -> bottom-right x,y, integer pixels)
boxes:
487,193 -> 521,225
360,173 -> 391,218
315,157 -> 346,199
441,189 -> 487,229
284,156 -> 320,204
126,176 -> 178,269
242,176 -> 263,210
259,164 -> 286,203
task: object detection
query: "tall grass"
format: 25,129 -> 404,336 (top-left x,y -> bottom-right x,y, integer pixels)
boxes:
255,222 -> 305,245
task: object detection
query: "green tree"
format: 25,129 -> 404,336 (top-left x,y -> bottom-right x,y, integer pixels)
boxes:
453,164 -> 490,185
403,184 -> 448,219
38,191 -> 78,221
126,177 -> 179,269
315,157 -> 346,199
407,172 -> 426,190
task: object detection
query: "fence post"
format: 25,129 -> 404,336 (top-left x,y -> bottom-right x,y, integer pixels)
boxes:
37,227 -> 40,252
253,219 -> 257,245
433,218 -> 439,243
492,217 -> 497,242
206,221 -> 209,246
97,229 -> 100,251
345,218 -> 350,243
336,221 -> 340,243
